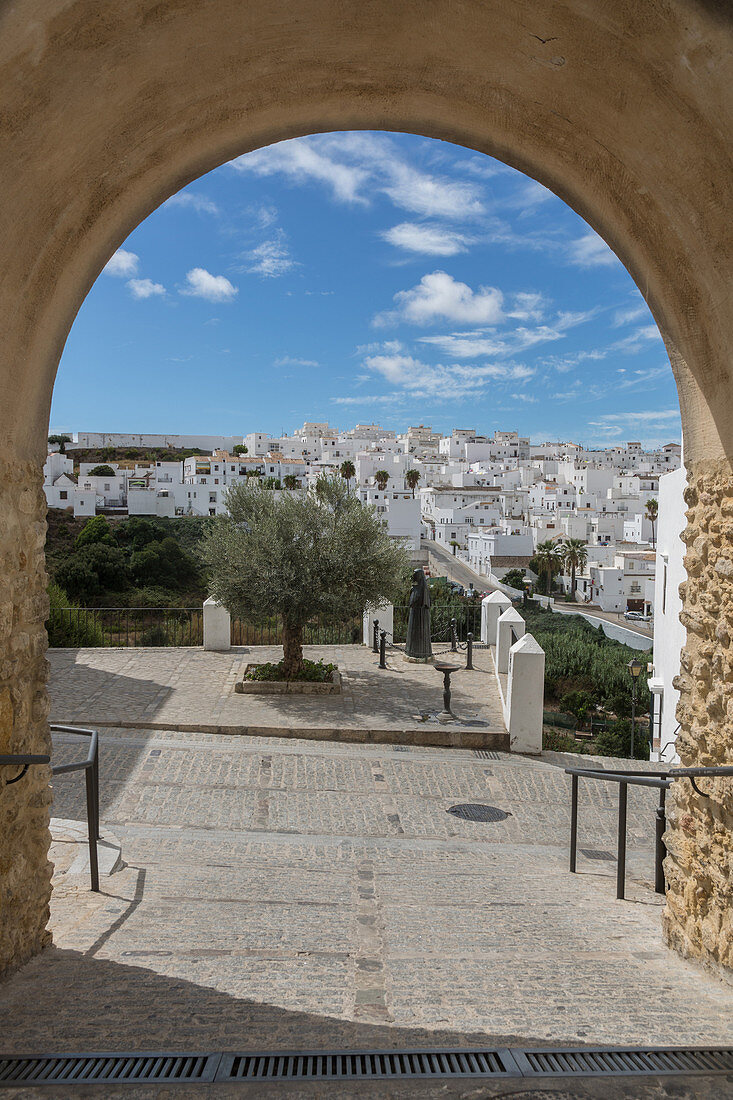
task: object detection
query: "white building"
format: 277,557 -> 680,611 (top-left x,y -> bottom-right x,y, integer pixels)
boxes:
647,465 -> 686,763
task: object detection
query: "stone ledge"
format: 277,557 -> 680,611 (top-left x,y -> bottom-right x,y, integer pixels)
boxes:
235,665 -> 342,694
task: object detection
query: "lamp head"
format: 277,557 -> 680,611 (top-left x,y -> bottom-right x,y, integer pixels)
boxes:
627,658 -> 643,680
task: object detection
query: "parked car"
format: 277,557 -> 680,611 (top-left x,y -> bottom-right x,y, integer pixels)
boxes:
624,611 -> 644,620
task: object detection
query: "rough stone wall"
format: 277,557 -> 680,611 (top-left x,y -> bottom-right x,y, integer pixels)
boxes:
664,460 -> 733,978
0,463 -> 53,980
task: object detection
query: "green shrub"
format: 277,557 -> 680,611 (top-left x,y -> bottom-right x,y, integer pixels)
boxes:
46,584 -> 105,647
136,625 -> 171,647
542,727 -> 591,754
594,718 -> 650,760
245,658 -> 337,683
75,514 -> 116,548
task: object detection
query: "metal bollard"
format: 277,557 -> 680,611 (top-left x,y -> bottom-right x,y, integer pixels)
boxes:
379,630 -> 387,669
466,633 -> 473,670
450,617 -> 458,652
373,618 -> 379,653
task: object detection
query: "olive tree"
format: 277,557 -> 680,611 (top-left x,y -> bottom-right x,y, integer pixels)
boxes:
202,477 -> 411,677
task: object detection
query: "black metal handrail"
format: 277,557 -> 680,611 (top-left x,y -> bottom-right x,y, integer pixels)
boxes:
0,754 -> 50,785
565,764 -> 733,901
50,724 -> 100,892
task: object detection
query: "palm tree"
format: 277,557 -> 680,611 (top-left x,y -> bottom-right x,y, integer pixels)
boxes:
405,468 -> 421,497
645,497 -> 658,548
534,539 -> 562,596
340,459 -> 356,491
283,474 -> 298,490
560,537 -> 588,600
374,469 -> 390,491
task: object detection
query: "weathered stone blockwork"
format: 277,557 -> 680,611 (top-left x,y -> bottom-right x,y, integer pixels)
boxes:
664,461 -> 733,978
0,463 -> 53,980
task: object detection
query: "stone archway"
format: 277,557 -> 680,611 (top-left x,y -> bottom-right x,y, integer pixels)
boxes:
1,0 -> 731,979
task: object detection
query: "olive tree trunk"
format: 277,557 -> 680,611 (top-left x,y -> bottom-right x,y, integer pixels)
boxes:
282,620 -> 305,678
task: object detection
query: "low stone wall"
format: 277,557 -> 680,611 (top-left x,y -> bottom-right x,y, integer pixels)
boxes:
663,461 -> 733,978
0,463 -> 53,980
235,665 -> 342,694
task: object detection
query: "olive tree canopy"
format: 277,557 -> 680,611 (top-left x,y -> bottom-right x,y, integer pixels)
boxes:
202,477 -> 411,676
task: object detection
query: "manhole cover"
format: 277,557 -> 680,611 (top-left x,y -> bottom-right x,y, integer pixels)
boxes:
580,848 -> 616,862
447,804 -> 509,823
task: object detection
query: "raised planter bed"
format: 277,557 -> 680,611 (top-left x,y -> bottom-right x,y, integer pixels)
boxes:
235,664 -> 342,695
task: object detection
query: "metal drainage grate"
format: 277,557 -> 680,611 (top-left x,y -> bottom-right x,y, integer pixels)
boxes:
473,750 -> 500,760
0,1054 -> 218,1086
447,803 -> 509,823
0,1048 -> 731,1085
392,746 -> 411,753
515,1047 -> 733,1077
219,1049 -> 516,1081
580,848 -> 616,862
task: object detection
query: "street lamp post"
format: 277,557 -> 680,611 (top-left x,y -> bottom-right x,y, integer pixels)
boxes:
627,658 -> 644,758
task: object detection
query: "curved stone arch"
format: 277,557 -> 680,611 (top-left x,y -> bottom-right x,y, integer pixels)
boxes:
1,0 -> 731,978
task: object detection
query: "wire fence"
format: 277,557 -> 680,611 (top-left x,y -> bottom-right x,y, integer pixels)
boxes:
392,603 -> 482,645
47,606 -> 363,648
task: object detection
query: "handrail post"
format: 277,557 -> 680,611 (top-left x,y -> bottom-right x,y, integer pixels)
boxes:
379,630 -> 387,669
85,764 -> 100,892
373,618 -> 379,653
570,773 -> 578,873
616,781 -> 628,900
655,787 -> 666,895
466,633 -> 473,670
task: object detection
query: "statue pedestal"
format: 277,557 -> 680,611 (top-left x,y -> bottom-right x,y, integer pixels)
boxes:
403,654 -> 434,663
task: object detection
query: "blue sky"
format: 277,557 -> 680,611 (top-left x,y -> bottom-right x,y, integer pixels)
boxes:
51,131 -> 681,448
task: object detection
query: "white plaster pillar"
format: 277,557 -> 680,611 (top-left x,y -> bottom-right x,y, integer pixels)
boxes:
203,597 -> 231,651
363,602 -> 394,646
481,591 -> 512,644
496,607 -> 526,674
506,633 -> 545,753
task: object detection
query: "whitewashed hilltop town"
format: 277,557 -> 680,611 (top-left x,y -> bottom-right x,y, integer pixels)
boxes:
45,423 -> 681,619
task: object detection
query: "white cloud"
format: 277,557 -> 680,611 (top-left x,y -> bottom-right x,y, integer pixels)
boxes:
507,292 -> 547,322
104,249 -> 139,277
611,325 -> 663,354
362,349 -> 534,401
274,356 -> 319,368
331,394 -> 405,406
417,308 -> 594,359
180,268 -> 238,302
381,223 -> 470,256
127,278 -> 166,299
245,231 -> 296,278
232,133 -> 485,219
375,271 -> 504,327
233,139 -> 369,205
165,192 -> 220,215
567,230 -> 619,268
613,303 -> 649,327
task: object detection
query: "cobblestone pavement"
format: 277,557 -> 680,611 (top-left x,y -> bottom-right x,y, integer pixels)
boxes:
1,725 -> 732,1085
48,646 -> 507,746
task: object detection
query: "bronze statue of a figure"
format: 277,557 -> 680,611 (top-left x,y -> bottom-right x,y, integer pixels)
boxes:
405,567 -> 432,659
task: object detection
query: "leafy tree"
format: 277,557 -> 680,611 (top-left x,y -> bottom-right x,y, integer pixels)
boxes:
283,474 -> 298,490
449,539 -> 460,556
405,469 -> 421,497
87,464 -> 116,477
262,476 -> 281,489
340,460 -> 356,489
48,433 -> 72,453
115,516 -> 159,550
532,540 -> 562,595
202,477 -> 411,677
559,538 -> 588,600
75,514 -> 116,549
129,537 -> 197,589
645,497 -> 659,548
374,469 -> 390,491
56,543 -> 128,602
502,568 -> 526,591
232,444 -> 248,455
